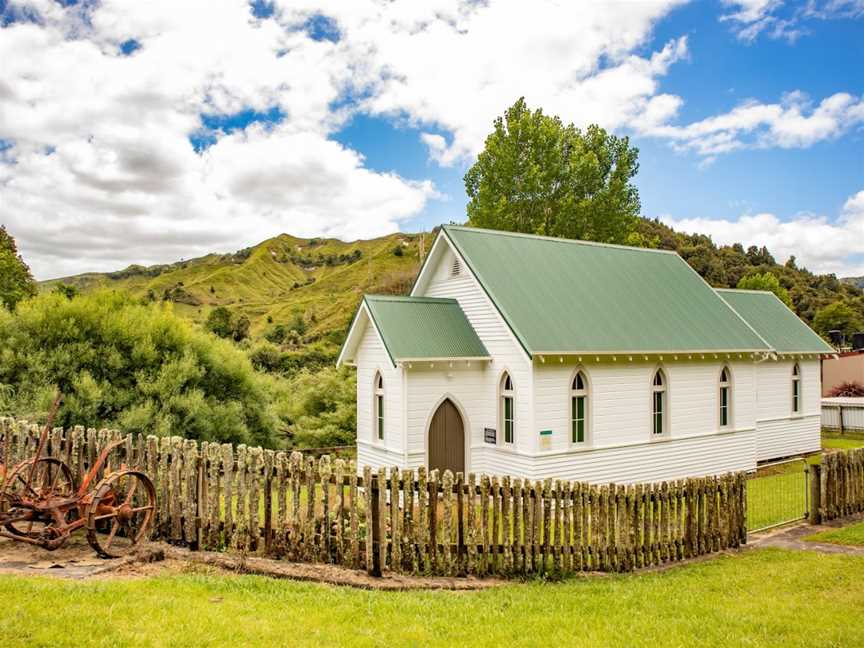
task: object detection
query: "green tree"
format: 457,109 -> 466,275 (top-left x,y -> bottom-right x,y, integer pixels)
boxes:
283,366 -> 356,448
813,301 -> 864,339
736,272 -> 793,308
0,290 -> 282,447
0,226 -> 37,311
464,98 -> 640,244
53,283 -> 79,300
205,306 -> 234,338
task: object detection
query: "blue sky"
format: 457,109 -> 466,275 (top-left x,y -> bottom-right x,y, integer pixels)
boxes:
0,0 -> 862,278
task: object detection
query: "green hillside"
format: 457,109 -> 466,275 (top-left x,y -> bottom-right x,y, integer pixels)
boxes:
42,231 -> 433,359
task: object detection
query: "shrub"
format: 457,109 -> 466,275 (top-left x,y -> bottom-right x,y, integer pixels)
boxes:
0,290 -> 282,447
282,366 -> 356,448
828,381 -> 864,398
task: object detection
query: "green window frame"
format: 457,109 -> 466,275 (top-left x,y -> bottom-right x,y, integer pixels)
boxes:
501,373 -> 514,444
792,363 -> 801,414
719,367 -> 731,429
652,369 -> 666,436
374,372 -> 384,440
571,371 -> 587,444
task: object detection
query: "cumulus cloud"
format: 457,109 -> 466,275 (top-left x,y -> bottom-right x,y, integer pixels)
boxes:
0,0 -> 859,279
285,1 -> 690,165
0,0 -> 439,278
661,189 -> 864,277
721,0 -> 864,42
641,91 -> 864,156
1,0 -> 695,277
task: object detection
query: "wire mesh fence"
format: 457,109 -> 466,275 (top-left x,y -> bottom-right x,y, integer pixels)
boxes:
747,458 -> 809,532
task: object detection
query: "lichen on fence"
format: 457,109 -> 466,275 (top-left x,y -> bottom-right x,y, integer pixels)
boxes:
0,417 -> 747,578
818,448 -> 864,522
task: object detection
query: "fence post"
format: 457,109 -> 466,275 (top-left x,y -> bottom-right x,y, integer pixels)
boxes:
809,463 -> 822,525
369,474 -> 382,577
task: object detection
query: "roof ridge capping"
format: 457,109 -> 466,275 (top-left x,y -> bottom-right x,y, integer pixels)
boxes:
442,224 -> 681,256
364,294 -> 458,303
715,288 -> 777,295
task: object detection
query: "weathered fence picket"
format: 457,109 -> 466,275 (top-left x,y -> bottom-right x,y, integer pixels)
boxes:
0,417 -> 754,578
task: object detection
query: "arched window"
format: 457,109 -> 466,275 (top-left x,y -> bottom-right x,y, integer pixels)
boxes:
500,372 -> 514,444
792,363 -> 801,414
719,366 -> 731,429
652,369 -> 667,436
571,371 -> 588,444
374,372 -> 384,440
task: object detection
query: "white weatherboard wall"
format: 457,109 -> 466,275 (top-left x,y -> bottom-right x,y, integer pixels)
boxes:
412,240 -> 534,474
755,359 -> 821,461
354,320 -> 405,471
522,359 -> 758,482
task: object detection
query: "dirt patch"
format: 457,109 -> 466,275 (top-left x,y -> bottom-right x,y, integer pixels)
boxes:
0,536 -> 503,590
161,545 -> 505,591
0,536 -> 165,579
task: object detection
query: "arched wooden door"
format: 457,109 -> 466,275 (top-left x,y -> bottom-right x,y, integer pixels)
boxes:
428,399 -> 465,475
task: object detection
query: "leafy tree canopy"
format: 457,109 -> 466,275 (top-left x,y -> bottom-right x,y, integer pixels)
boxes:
736,272 -> 793,308
0,290 -> 283,447
812,301 -> 864,339
0,226 -> 37,311
205,306 -> 250,342
464,98 -> 640,244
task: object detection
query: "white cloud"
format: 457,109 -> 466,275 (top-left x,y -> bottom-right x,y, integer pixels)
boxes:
642,91 -> 864,156
0,0 -> 438,278
1,0 -> 859,280
660,189 -> 864,277
274,1 -> 690,165
721,0 -> 864,42
1,0 -> 694,277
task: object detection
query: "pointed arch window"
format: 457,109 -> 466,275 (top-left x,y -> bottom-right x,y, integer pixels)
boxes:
571,371 -> 588,444
792,363 -> 801,414
500,372 -> 514,444
719,366 -> 732,429
374,372 -> 384,440
652,369 -> 667,436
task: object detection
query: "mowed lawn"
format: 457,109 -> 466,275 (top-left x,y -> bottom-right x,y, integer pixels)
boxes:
806,520 -> 864,546
1,549 -> 863,647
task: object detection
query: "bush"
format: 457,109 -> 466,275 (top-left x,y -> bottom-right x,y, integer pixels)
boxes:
282,366 -> 356,448
0,290 -> 283,447
205,306 -> 250,341
827,381 -> 864,398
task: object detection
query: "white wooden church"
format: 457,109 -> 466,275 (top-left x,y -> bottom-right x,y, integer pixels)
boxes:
338,226 -> 832,483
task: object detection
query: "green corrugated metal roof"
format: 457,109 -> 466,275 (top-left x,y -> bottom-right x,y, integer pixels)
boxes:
441,225 -> 771,355
364,295 -> 489,362
716,289 -> 833,353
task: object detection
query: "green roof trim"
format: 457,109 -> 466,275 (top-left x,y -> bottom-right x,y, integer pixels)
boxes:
716,289 -> 833,354
363,295 -> 490,362
441,225 -> 771,355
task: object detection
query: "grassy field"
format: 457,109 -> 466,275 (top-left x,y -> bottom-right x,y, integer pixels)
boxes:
40,231 -> 431,340
0,548 -> 862,647
806,520 -> 864,546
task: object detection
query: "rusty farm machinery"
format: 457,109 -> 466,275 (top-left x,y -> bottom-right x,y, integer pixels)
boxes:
0,397 -> 156,558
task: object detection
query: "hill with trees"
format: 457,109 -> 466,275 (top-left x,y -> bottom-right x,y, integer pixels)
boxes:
43,231 -> 433,375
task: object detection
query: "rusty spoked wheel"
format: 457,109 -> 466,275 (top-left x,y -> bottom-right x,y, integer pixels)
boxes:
86,470 -> 156,558
3,457 -> 76,538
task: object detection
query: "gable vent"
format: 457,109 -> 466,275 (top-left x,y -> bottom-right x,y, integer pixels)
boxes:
450,257 -> 463,277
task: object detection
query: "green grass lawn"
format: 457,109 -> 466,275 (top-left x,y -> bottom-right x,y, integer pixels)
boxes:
1,549 -> 863,647
805,520 -> 864,546
821,433 -> 864,451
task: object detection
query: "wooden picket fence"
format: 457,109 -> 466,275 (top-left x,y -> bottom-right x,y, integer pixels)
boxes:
0,418 -> 747,577
816,448 -> 864,522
